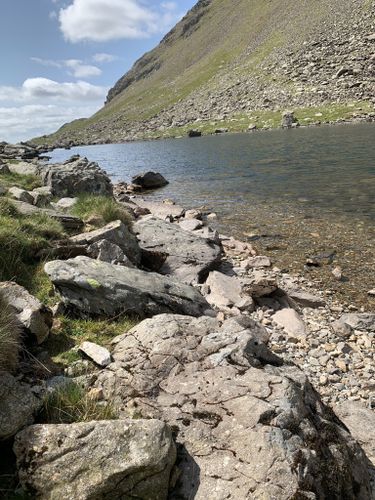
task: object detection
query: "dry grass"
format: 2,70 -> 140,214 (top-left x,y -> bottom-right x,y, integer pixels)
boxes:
0,290 -> 21,372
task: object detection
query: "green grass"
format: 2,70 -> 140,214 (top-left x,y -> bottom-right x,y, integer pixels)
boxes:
0,290 -> 21,372
41,381 -> 117,424
45,315 -> 138,368
0,198 -> 65,287
71,194 -> 133,229
0,171 -> 41,191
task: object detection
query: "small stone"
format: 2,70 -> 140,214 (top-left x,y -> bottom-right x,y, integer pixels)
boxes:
79,341 -> 111,367
368,289 -> 375,297
272,308 -> 306,340
332,266 -> 343,281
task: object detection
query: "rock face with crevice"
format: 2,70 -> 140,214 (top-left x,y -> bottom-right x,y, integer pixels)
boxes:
96,314 -> 373,499
44,256 -> 211,319
14,419 -> 176,500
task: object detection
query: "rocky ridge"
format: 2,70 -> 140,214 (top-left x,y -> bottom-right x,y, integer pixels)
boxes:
33,0 -> 375,146
0,150 -> 374,498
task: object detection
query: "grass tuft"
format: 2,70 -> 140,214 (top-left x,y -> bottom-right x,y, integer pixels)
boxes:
71,194 -> 133,229
0,201 -> 65,286
0,171 -> 41,191
0,290 -> 22,372
41,381 -> 117,424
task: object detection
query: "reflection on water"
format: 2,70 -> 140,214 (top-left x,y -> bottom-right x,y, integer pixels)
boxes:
49,123 -> 375,221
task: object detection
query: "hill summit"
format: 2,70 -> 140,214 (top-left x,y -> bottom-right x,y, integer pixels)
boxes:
37,0 -> 375,145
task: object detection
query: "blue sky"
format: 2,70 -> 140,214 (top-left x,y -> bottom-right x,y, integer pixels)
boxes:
0,0 -> 195,142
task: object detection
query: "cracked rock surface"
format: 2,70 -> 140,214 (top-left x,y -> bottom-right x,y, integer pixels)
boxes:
96,314 -> 374,499
14,419 -> 176,500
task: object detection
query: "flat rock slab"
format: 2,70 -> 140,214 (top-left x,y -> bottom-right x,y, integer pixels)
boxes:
0,373 -> 41,440
95,314 -> 372,499
133,199 -> 184,220
14,419 -> 176,500
272,308 -> 306,340
70,220 -> 141,266
79,341 -> 111,367
44,256 -> 211,319
7,161 -> 39,176
179,218 -> 203,232
286,288 -> 326,308
135,216 -> 222,284
10,200 -> 83,232
205,270 -> 254,311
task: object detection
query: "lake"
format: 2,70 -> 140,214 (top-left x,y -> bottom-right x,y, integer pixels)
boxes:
49,123 -> 375,308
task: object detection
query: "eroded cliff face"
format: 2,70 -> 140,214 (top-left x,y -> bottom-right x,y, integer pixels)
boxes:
35,0 -> 375,146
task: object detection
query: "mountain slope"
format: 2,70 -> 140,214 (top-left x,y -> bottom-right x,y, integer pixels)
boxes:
37,0 -> 375,145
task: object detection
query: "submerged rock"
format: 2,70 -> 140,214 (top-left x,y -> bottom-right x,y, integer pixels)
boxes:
44,256 -> 211,318
14,419 -> 176,500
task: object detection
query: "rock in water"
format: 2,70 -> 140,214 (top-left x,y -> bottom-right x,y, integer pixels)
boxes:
44,256 -> 211,318
131,171 -> 168,189
135,216 -> 222,284
0,281 -> 52,344
95,314 -> 373,499
14,419 -> 176,500
37,156 -> 113,197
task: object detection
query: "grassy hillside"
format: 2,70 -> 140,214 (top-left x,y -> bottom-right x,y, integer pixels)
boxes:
34,0 -> 375,145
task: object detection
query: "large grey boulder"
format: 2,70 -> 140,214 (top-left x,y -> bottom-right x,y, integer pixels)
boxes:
70,220 -> 141,266
37,156 -> 113,197
8,186 -> 34,204
0,281 -> 52,344
131,171 -> 168,189
95,314 -> 373,499
44,256 -> 211,318
14,419 -> 176,500
0,373 -> 41,440
135,216 -> 222,284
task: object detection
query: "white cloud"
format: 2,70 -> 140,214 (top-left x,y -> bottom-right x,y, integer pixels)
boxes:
0,78 -> 107,103
64,59 -> 102,78
31,57 -> 101,79
93,53 -> 118,63
0,103 -> 101,143
59,0 -> 181,42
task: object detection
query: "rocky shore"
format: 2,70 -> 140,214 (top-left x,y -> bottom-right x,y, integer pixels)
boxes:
0,144 -> 374,499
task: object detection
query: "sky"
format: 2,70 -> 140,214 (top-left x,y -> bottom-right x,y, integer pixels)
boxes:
0,0 -> 195,143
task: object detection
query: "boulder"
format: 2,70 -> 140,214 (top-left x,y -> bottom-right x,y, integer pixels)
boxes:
135,216 -> 222,284
7,161 -> 38,176
272,308 -> 306,340
339,313 -> 375,332
52,197 -> 78,210
44,256 -> 211,318
0,163 -> 10,174
70,220 -> 141,266
188,129 -> 202,137
14,419 -> 176,500
282,111 -> 299,128
95,314 -> 373,499
334,401 -> 375,467
79,341 -> 111,367
241,255 -> 272,269
0,372 -> 41,440
10,200 -> 84,232
131,171 -> 168,189
87,239 -> 135,267
205,270 -> 254,311
30,186 -> 53,207
133,199 -> 184,220
179,218 -> 203,232
242,270 -> 279,297
37,156 -> 113,197
0,281 -> 52,344
286,288 -> 326,308
8,186 -> 34,204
